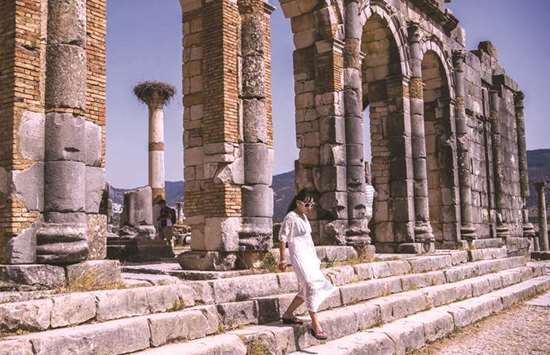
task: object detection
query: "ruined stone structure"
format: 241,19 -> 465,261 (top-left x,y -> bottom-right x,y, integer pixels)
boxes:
0,0 -> 535,271
0,0 -> 106,266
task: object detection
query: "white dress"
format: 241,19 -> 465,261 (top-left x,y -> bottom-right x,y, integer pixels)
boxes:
279,211 -> 336,312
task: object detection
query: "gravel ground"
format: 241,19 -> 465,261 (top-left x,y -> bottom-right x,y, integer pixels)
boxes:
412,302 -> 550,355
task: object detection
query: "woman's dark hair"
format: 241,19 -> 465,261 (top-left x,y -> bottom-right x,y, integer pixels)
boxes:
286,189 -> 316,214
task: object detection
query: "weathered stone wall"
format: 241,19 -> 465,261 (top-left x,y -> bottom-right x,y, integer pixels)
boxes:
462,43 -> 525,240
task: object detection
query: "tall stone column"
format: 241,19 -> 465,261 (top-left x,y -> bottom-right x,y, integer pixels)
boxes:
133,82 -> 175,202
514,92 -> 536,239
452,50 -> 477,240
238,0 -> 274,257
408,23 -> 434,246
343,0 -> 370,247
535,182 -> 549,251
489,89 -> 510,239
37,0 -> 89,264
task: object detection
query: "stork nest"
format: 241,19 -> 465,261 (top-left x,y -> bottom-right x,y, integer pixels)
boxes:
133,81 -> 176,106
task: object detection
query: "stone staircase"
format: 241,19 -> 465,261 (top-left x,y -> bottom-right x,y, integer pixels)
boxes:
1,249 -> 549,355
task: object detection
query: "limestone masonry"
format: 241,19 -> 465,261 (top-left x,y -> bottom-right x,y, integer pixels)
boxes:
0,0 -> 536,270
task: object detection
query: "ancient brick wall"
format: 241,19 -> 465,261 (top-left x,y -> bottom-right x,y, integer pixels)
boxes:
87,0 -> 107,168
0,0 -> 16,258
0,0 -> 45,263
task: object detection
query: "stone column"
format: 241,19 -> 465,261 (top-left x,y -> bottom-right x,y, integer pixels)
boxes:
489,89 -> 510,239
452,50 -> 477,240
514,92 -> 536,239
343,0 -> 370,247
238,0 -> 274,258
37,0 -> 89,264
133,82 -> 175,202
315,39 -> 349,245
535,182 -> 549,251
408,23 -> 434,246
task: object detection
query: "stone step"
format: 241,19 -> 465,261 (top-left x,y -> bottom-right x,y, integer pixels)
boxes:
0,255 -> 525,336
289,276 -> 550,355
0,262 -> 545,355
126,271 -> 550,355
219,263 -> 542,332
0,283 -> 195,334
0,303 -> 221,355
189,252 -> 513,305
132,334 -> 247,355
468,246 -> 508,261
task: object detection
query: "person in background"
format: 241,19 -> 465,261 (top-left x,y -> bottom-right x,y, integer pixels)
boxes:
157,199 -> 176,245
278,189 -> 336,341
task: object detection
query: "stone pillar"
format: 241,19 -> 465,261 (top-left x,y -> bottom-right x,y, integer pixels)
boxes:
535,182 -> 549,251
452,50 -> 477,240
133,82 -> 175,202
408,23 -> 434,246
514,92 -> 536,239
37,0 -> 90,264
178,0 -> 274,270
238,0 -> 274,259
489,89 -> 510,239
343,0 -> 370,247
149,105 -> 166,201
314,39 -> 348,245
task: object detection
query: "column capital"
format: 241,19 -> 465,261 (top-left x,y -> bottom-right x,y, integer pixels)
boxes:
407,21 -> 422,43
452,49 -> 467,68
514,90 -> 525,109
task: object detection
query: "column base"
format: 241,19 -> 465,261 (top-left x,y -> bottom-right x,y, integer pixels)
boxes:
0,260 -> 121,291
522,223 -> 536,238
496,224 -> 511,239
398,242 -> 435,254
460,224 -> 478,240
346,219 -> 371,248
36,222 -> 89,265
414,222 -> 434,243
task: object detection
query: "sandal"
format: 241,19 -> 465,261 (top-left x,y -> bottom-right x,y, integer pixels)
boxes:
281,316 -> 304,325
310,328 -> 328,340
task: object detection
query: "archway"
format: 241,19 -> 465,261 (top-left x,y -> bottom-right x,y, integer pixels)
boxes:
421,50 -> 457,246
361,13 -> 413,250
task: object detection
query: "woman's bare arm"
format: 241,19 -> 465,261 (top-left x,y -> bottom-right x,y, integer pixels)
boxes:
278,240 -> 287,271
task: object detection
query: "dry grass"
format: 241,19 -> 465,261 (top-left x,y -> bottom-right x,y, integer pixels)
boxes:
248,338 -> 271,355
55,271 -> 126,294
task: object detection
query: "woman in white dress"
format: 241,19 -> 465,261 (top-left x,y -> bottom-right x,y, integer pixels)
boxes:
278,189 -> 336,340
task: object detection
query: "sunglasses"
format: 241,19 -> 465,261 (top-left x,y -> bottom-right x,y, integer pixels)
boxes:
299,201 -> 315,208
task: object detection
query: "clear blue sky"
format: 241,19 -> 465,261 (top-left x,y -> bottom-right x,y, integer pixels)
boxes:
106,0 -> 550,188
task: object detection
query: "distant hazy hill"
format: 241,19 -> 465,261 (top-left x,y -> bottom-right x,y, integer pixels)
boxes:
110,149 -> 549,220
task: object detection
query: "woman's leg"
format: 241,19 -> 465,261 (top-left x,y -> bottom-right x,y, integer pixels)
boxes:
282,294 -> 304,318
309,311 -> 326,335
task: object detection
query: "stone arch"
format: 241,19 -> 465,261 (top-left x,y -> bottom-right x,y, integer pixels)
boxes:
420,40 -> 455,99
421,49 -> 460,246
280,0 -> 353,245
359,7 -> 416,251
359,3 -> 411,79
